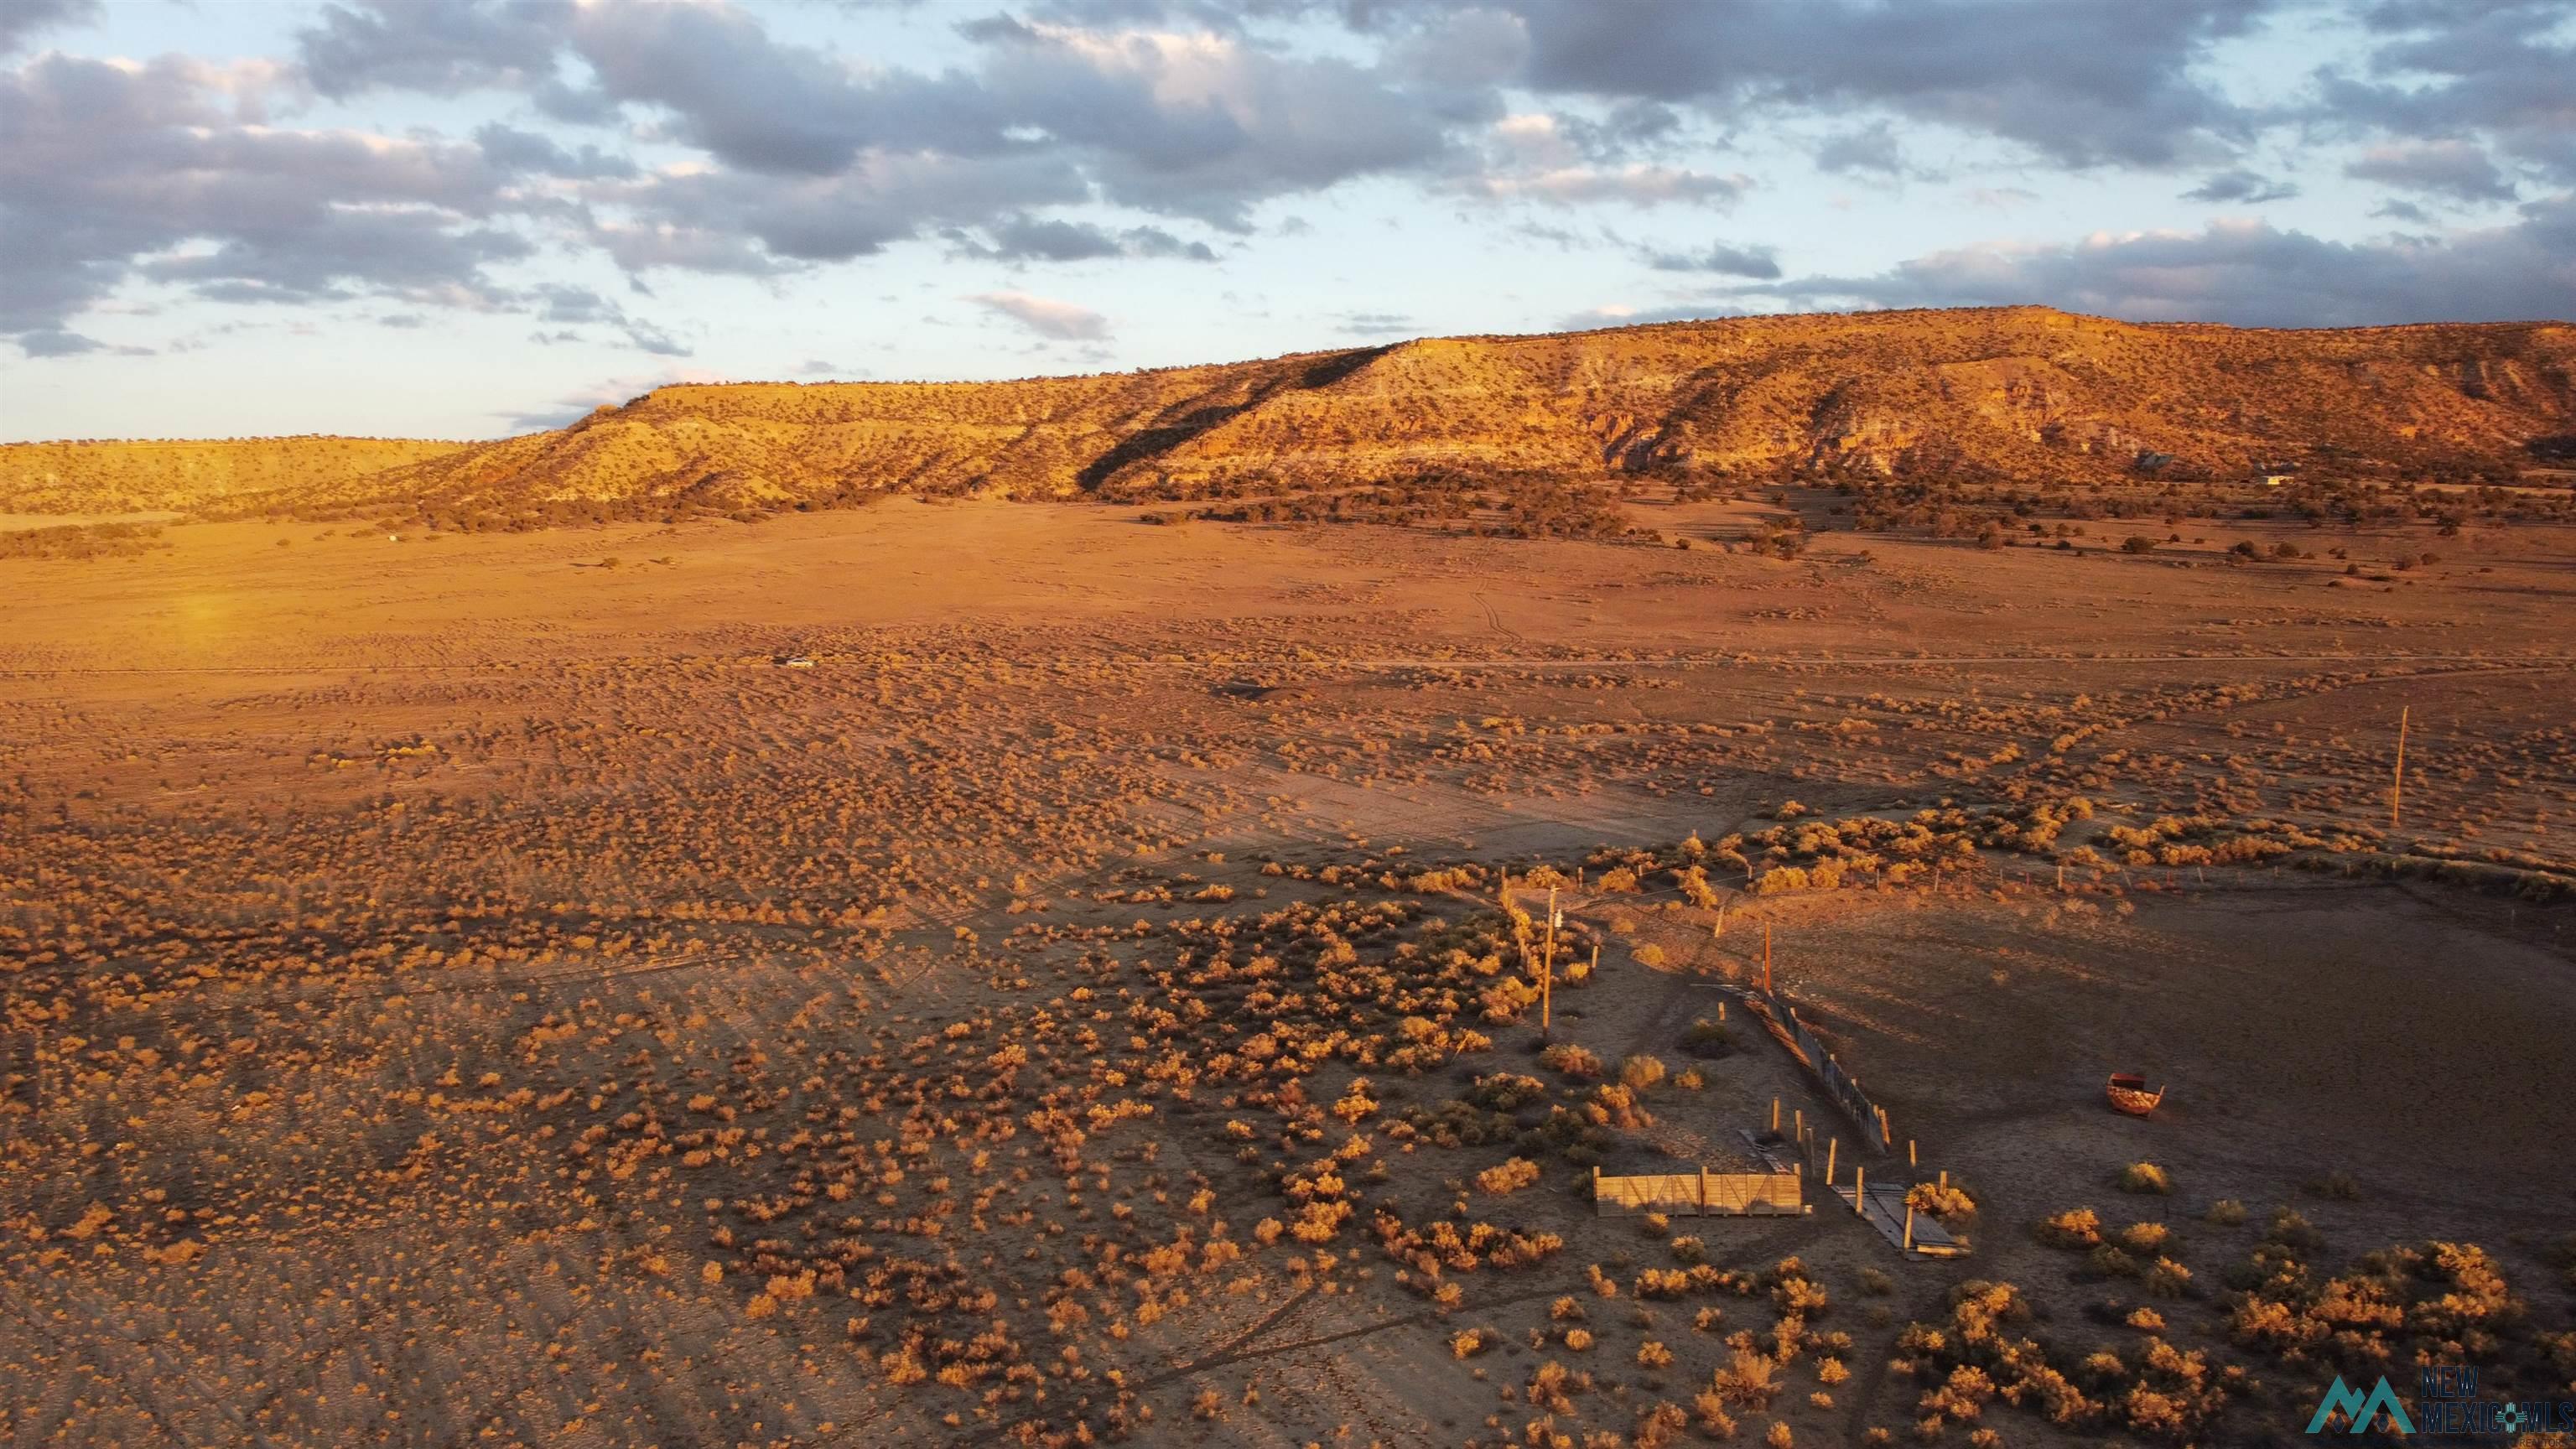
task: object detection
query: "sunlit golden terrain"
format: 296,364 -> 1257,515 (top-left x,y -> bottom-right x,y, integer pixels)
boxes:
4,312 -> 2573,1448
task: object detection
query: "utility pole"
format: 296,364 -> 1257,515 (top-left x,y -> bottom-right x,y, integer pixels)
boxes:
2391,706 -> 2409,831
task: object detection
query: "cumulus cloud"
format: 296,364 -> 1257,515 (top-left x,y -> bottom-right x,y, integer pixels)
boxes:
946,215 -> 1218,262
1462,163 -> 1747,206
1335,310 -> 1414,336
526,282 -> 688,355
1454,116 -> 1745,205
0,52 -> 519,348
2344,139 -> 2516,204
2182,169 -> 2298,204
0,0 -> 97,55
587,148 -> 1090,273
564,0 -> 1009,175
1414,0 -> 2267,168
473,122 -> 636,180
6,0 -> 2567,362
14,325 -> 106,356
969,18 -> 1459,226
2314,0 -> 2576,185
1751,200 -> 2576,328
292,1 -> 1469,263
1815,121 -> 1907,176
1644,241 -> 1782,278
300,0 -> 572,98
969,289 -> 1110,340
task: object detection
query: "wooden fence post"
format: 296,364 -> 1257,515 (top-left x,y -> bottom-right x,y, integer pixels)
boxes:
1853,1166 -> 1865,1217
1826,1138 -> 1837,1187
2392,705 -> 2408,830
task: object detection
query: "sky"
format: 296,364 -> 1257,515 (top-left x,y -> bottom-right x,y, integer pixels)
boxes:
0,0 -> 2569,442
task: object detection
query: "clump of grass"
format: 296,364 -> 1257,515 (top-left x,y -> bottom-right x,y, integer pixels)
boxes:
1681,1017 -> 1732,1057
2205,1198 -> 2247,1226
2089,1244 -> 2142,1279
2307,1171 -> 2363,1202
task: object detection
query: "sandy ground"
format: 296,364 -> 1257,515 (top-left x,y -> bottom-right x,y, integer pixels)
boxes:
3,499 -> 2570,1447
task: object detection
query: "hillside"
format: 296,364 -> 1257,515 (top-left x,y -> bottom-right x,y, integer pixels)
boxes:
0,436 -> 469,515
15,308 -> 2575,523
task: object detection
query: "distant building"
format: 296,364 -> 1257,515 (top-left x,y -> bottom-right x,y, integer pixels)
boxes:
2254,461 -> 2298,486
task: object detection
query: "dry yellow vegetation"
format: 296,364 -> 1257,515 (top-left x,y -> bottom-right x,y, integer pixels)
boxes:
12,308 -> 2569,528
3,311 -> 2573,1448
0,437 -> 466,514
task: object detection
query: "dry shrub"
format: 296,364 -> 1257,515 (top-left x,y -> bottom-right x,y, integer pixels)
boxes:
1709,1347 -> 1780,1408
1475,1156 -> 1542,1195
2119,1162 -> 2172,1195
1618,1052 -> 1668,1090
1541,1042 -> 1603,1080
1908,1180 -> 1976,1222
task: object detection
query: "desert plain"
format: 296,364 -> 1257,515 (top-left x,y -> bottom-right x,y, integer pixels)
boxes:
3,312 -> 2574,1449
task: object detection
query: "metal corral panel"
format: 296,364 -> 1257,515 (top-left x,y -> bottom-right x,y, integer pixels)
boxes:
1594,1170 -> 1806,1217
1833,1182 -> 1971,1258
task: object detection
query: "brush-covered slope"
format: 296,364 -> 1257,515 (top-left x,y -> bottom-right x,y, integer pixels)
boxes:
27,308 -> 2576,522
306,348 -> 1381,521
1118,308 -> 2573,495
0,437 -> 469,515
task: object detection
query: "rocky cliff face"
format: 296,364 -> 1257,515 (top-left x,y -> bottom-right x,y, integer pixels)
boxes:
13,307 -> 2571,521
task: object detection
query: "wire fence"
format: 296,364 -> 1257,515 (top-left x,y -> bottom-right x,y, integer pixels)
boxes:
1748,984 -> 1893,1153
